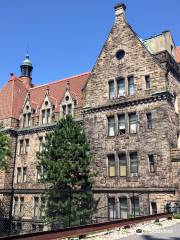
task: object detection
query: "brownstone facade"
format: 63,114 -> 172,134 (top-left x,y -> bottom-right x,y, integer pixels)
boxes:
0,3 -> 180,232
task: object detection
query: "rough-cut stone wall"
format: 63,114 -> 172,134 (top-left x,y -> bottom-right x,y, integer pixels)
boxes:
83,6 -> 180,214
84,10 -> 167,109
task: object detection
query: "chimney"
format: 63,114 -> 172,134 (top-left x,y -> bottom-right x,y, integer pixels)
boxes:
114,3 -> 126,21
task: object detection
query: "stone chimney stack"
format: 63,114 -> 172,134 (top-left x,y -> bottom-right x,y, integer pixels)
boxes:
114,3 -> 126,22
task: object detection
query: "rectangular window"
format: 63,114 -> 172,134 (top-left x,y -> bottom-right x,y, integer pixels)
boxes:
129,113 -> 137,133
27,113 -> 31,127
119,197 -> 128,219
23,114 -> 26,128
147,112 -> 152,129
131,197 -> 140,217
41,110 -> 46,124
40,197 -> 45,217
117,78 -> 125,97
68,104 -> 72,115
130,153 -> 138,174
118,114 -> 125,135
62,105 -> 66,116
14,197 -> 19,216
108,155 -> 116,177
46,109 -> 51,124
39,137 -> 43,152
108,198 -> 116,220
151,202 -> 157,215
34,197 -> 40,218
19,140 -> 24,155
25,139 -> 29,154
19,197 -> 24,217
119,154 -> 127,177
149,155 -> 155,173
109,80 -> 115,99
17,167 -> 22,183
108,116 -> 115,136
128,76 -> 135,96
145,75 -> 151,89
22,167 -> 27,183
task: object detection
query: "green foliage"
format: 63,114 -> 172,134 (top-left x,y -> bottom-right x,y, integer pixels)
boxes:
37,116 -> 94,227
173,213 -> 180,219
0,126 -> 11,170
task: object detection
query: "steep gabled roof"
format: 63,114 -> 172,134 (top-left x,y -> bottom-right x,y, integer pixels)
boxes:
0,72 -> 90,120
176,47 -> 180,63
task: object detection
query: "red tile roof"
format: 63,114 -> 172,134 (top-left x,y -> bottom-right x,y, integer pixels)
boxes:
0,75 -> 27,120
176,47 -> 180,63
0,72 -> 90,120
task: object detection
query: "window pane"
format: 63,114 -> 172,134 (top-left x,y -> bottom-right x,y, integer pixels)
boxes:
108,198 -> 116,220
129,113 -> 137,133
128,76 -> 135,96
20,197 -> 24,216
27,113 -> 31,127
118,114 -> 125,134
149,155 -> 155,173
14,197 -> 19,216
17,168 -> 21,183
151,202 -> 157,215
19,140 -> 24,154
117,78 -> 125,97
130,153 -> 138,174
25,139 -> 29,154
62,105 -> 66,116
145,75 -> 151,89
109,81 -> 115,99
34,197 -> 39,218
42,110 -> 45,124
68,104 -> 72,115
108,155 -> 115,177
119,154 -> 127,177
23,114 -> 26,128
147,112 -> 152,129
47,109 -> 51,124
119,197 -> 128,219
108,116 -> 115,136
23,167 -> 27,182
131,197 -> 140,216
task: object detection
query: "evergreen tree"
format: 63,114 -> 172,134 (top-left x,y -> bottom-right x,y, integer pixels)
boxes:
37,116 -> 94,228
0,126 -> 11,170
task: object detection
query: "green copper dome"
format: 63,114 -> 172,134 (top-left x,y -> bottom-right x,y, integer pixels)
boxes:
21,54 -> 32,67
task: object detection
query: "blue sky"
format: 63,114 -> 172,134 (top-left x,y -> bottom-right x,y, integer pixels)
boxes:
0,0 -> 179,89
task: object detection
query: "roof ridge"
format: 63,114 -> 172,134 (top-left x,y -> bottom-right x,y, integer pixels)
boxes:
30,72 -> 90,90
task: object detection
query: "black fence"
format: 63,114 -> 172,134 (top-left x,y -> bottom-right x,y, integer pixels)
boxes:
0,189 -> 178,237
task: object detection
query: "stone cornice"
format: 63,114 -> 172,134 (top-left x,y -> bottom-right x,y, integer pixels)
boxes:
2,119 -> 83,136
83,91 -> 173,114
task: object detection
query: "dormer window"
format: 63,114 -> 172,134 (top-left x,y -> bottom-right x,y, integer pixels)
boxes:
22,104 -> 32,128
60,90 -> 75,118
40,97 -> 52,125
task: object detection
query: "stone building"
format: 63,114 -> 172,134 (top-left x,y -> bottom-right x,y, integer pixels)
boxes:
0,3 -> 180,232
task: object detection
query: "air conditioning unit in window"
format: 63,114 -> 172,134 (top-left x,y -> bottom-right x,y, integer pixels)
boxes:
131,173 -> 138,177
